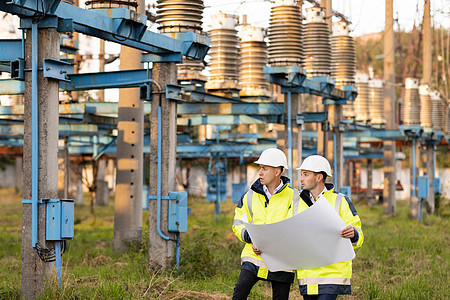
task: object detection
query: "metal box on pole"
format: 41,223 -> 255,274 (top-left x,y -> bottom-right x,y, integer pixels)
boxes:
45,199 -> 74,240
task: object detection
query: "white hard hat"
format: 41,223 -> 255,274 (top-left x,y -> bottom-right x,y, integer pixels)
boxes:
297,155 -> 332,177
254,148 -> 288,169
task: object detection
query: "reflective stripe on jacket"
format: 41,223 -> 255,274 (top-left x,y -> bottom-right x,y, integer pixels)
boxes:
295,183 -> 364,295
232,176 -> 300,282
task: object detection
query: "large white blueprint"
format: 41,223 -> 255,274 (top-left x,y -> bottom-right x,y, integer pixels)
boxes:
244,195 -> 355,272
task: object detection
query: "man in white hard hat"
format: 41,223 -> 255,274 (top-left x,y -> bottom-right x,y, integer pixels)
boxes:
295,155 -> 364,300
232,148 -> 300,300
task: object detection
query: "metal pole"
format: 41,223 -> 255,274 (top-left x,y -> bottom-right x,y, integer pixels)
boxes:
55,241 -> 62,288
423,0 -> 435,213
288,91 -> 293,183
383,0 -> 397,214
157,105 -> 170,240
333,132 -> 337,189
31,22 -> 38,248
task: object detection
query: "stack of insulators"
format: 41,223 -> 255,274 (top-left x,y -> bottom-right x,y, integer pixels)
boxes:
353,73 -> 370,122
206,12 -> 240,89
304,7 -> 331,77
368,79 -> 385,124
156,0 -> 203,33
431,90 -> 444,131
86,0 -> 138,10
419,85 -> 432,129
331,21 -> 356,85
239,25 -> 269,98
156,0 -> 205,81
402,78 -> 420,126
267,0 -> 303,66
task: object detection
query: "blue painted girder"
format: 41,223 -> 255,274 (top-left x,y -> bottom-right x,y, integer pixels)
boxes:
0,1 -> 208,60
0,39 -> 22,62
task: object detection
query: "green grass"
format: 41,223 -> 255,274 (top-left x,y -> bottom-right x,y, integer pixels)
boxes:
0,189 -> 449,299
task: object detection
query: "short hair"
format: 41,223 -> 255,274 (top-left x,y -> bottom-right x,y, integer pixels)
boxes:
314,171 -> 327,183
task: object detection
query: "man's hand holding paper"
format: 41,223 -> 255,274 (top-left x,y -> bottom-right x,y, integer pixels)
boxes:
244,195 -> 355,272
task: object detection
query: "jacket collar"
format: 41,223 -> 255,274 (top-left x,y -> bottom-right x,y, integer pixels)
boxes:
251,176 -> 291,196
300,183 -> 336,207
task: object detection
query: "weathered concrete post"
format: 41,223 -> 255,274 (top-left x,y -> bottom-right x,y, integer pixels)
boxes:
21,26 -> 60,298
423,0 -> 435,213
113,0 -> 145,251
383,0 -> 397,214
149,62 -> 178,268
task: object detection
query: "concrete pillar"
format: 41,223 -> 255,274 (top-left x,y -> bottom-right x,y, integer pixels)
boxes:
113,46 -> 144,250
328,105 -> 344,190
410,143 -> 421,220
278,92 -> 301,188
423,1 -> 435,214
113,0 -> 144,251
15,157 -> 22,192
343,159 -> 351,187
58,139 -> 69,199
383,0 -> 397,214
21,26 -> 59,298
367,159 -> 376,205
149,62 -> 178,269
98,39 -> 105,102
96,159 -> 110,206
68,160 -> 83,204
425,146 -> 435,213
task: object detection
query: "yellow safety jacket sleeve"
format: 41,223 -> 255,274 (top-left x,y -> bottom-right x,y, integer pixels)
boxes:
231,177 -> 299,282
232,192 -> 251,243
296,185 -> 364,296
338,195 -> 364,249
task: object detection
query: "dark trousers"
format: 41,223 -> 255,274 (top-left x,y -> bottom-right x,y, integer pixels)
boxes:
232,269 -> 291,300
303,295 -> 338,300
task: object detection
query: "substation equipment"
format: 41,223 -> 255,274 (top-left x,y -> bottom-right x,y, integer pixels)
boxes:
0,0 -> 448,293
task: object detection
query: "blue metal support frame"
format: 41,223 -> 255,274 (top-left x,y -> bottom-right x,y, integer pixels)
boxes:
55,241 -> 62,288
411,139 -> 422,221
287,91 -> 293,184
1,1 -> 208,60
177,115 -> 283,126
0,79 -> 25,95
31,22 -> 38,248
156,105 -> 170,240
0,39 -> 22,61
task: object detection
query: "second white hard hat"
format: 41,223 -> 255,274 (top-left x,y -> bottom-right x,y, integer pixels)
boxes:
254,148 -> 288,169
297,155 -> 332,177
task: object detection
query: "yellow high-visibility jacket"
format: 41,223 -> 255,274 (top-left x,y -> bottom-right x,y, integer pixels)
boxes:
232,176 -> 300,282
295,184 -> 364,295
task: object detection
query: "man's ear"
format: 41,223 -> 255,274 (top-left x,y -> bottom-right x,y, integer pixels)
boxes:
276,167 -> 282,177
317,173 -> 324,183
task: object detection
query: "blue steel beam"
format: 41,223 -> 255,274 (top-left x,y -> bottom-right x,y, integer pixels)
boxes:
0,39 -> 22,62
0,124 -> 106,137
342,129 -> 405,140
177,102 -> 284,115
0,102 -> 283,117
0,1 -> 208,60
177,115 -> 283,126
0,38 -> 78,62
186,90 -> 241,103
61,69 -> 149,91
0,79 -> 25,95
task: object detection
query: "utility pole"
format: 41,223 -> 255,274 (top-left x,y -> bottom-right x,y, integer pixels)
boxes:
383,0 -> 397,214
98,39 -> 105,102
423,0 -> 435,213
316,1 -> 331,160
21,25 -> 60,297
113,0 -> 144,251
148,62 -> 178,268
321,0 -> 343,188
